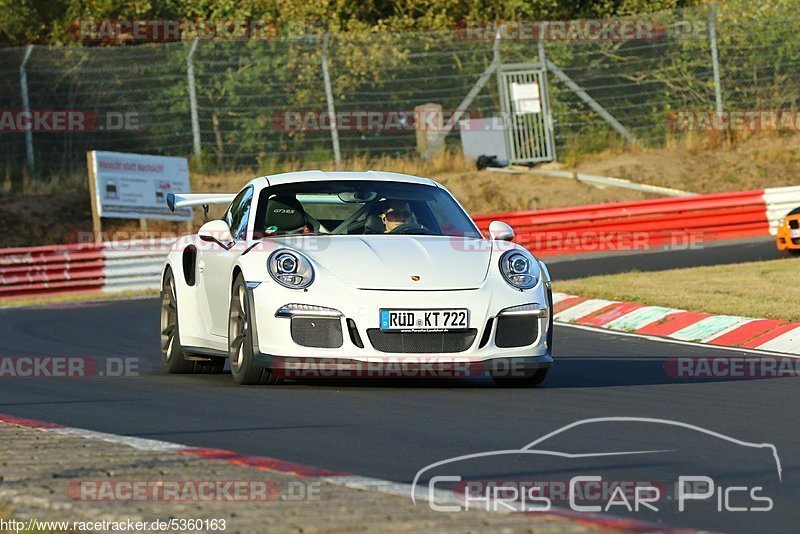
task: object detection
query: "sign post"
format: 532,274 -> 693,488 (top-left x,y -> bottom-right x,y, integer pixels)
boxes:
86,151 -> 193,242
86,151 -> 103,242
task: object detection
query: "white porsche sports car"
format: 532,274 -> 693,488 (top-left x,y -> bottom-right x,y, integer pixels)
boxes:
160,171 -> 553,386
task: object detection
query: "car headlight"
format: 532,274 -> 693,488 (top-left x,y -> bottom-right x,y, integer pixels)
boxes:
268,249 -> 314,289
499,250 -> 539,290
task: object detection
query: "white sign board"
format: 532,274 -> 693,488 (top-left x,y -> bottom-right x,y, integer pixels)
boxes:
510,82 -> 541,114
89,151 -> 192,221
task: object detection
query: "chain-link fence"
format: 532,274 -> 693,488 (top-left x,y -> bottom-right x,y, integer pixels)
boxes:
1,2 -> 799,179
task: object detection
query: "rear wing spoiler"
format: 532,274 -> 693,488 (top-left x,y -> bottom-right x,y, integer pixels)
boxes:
167,193 -> 236,212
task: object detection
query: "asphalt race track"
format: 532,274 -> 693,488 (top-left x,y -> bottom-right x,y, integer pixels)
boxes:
549,237 -> 783,279
1,292 -> 798,533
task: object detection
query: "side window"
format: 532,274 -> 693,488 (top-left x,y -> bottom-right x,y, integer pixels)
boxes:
225,187 -> 254,240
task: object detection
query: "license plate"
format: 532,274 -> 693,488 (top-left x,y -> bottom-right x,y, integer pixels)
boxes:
379,309 -> 469,331
791,229 -> 800,238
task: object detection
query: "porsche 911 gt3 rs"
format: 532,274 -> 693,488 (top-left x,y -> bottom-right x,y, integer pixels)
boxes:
160,170 -> 553,386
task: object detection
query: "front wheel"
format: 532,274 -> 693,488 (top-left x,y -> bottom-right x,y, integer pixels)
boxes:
492,368 -> 549,388
229,274 -> 281,385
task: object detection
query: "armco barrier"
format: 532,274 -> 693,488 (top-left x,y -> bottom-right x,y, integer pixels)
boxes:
0,239 -> 172,300
2,186 -> 799,300
101,239 -> 174,294
472,189 -> 774,256
0,242 -> 106,298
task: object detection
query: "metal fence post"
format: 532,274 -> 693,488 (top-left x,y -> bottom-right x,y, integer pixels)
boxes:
321,33 -> 342,166
538,41 -> 557,162
494,25 -> 510,163
708,2 -> 724,117
19,45 -> 34,170
494,23 -> 503,116
186,39 -> 202,158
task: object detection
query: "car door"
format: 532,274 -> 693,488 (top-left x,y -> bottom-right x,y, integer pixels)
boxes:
199,186 -> 254,339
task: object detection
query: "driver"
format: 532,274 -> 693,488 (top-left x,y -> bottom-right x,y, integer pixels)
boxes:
379,200 -> 414,233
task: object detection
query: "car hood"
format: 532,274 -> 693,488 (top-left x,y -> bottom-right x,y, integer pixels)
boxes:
300,236 -> 492,290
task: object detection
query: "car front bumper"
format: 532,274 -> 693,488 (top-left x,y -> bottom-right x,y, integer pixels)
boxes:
244,276 -> 553,378
776,226 -> 800,250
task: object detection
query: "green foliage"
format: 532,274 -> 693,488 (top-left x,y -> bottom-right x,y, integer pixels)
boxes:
2,0 -> 798,176
1,0 -> 707,47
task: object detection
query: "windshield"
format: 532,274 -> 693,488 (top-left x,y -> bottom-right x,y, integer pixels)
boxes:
253,180 -> 482,238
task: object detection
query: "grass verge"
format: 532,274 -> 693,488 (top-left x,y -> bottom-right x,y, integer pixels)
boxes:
555,257 -> 800,323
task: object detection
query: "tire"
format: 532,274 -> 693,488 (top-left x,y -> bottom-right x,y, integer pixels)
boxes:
161,267 -> 225,374
161,267 -> 195,373
492,368 -> 549,388
229,273 -> 281,385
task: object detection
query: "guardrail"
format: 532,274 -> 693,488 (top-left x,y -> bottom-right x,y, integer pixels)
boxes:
0,239 -> 171,300
1,186 -> 798,300
0,242 -> 106,298
101,239 -> 173,294
473,189 -> 777,257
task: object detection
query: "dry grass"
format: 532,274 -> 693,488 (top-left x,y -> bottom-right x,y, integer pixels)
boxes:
5,131 -> 800,248
191,148 -> 653,216
555,257 -> 800,322
177,148 -> 472,191
574,131 -> 800,194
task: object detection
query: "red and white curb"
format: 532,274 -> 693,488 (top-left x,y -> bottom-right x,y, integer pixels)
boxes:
554,292 -> 800,355
0,412 -> 689,533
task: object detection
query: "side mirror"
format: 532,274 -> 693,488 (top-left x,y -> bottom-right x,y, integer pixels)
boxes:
198,219 -> 234,248
488,220 -> 515,241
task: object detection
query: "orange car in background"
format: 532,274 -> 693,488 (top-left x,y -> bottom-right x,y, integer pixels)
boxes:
776,207 -> 800,253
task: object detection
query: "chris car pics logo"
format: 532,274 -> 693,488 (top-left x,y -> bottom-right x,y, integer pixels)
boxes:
411,417 -> 781,515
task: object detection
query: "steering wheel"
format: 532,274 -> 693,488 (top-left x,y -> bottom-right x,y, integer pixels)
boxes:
389,222 -> 434,234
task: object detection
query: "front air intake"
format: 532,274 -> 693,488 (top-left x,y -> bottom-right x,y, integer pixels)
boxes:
366,329 -> 477,353
494,315 -> 539,348
290,317 -> 343,348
